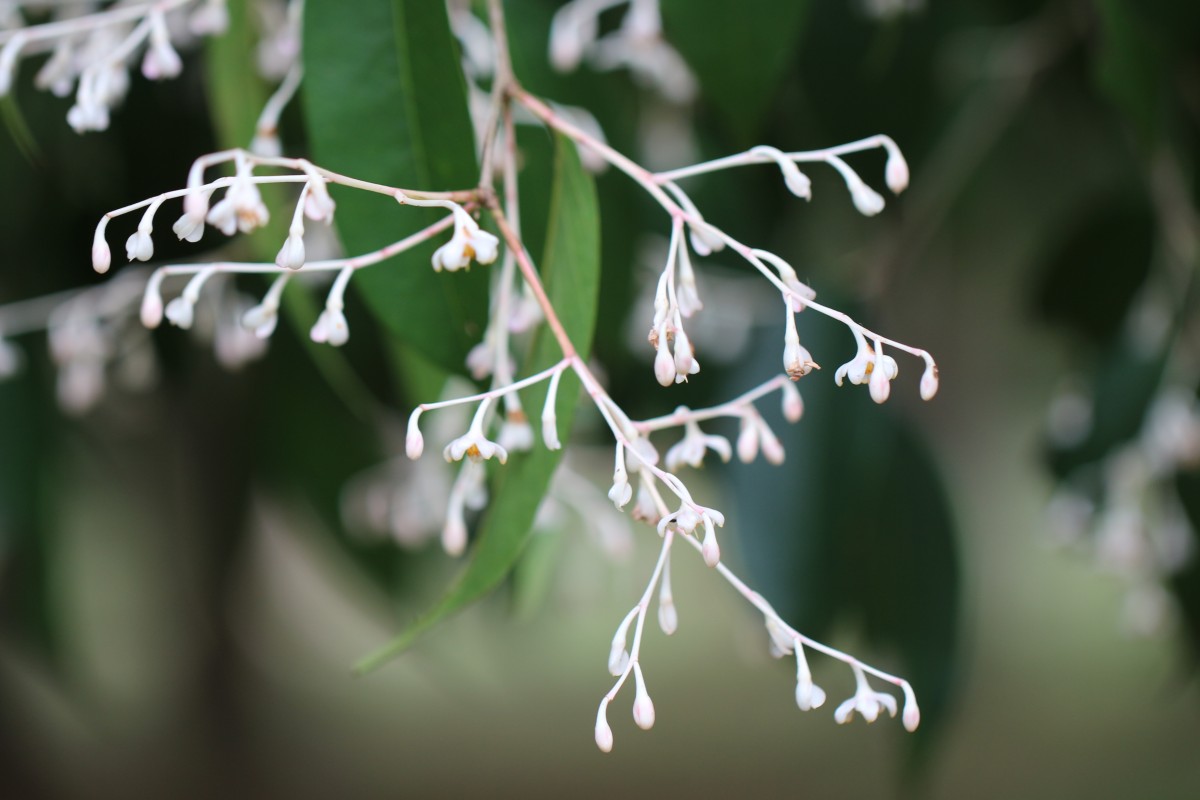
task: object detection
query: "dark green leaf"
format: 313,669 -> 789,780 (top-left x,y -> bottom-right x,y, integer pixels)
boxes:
1092,0 -> 1169,146
1033,199 -> 1154,344
303,0 -> 488,373
0,364 -> 60,662
661,0 -> 810,142
354,132 -> 600,673
203,0 -> 268,148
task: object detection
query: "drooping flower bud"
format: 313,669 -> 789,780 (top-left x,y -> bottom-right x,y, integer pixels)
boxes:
920,362 -> 939,401
632,663 -> 656,730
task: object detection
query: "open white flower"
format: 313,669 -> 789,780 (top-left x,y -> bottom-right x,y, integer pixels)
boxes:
432,211 -> 500,272
444,408 -> 509,465
834,664 -> 898,725
664,415 -> 732,470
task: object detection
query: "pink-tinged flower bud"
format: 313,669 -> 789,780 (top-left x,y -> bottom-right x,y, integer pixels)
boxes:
869,364 -> 891,404
140,287 -> 163,328
701,517 -> 720,567
91,229 -> 111,274
405,410 -> 424,460
304,178 -> 337,223
886,149 -> 910,194
781,381 -> 803,422
594,701 -> 614,753
608,612 -> 633,676
737,416 -> 759,463
442,513 -> 467,557
758,420 -> 785,465
184,190 -> 209,222
189,0 -> 230,36
920,363 -> 939,401
654,335 -> 675,387
632,664 -> 655,731
902,687 -> 920,732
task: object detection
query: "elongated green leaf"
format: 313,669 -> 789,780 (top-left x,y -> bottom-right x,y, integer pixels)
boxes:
303,0 -> 488,373
355,132 -> 600,673
661,0 -> 810,142
204,0 -> 267,148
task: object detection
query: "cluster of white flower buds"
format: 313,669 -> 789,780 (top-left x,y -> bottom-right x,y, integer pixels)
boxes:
1048,386 -> 1200,635
67,0 -> 942,754
0,0 -> 230,133
91,148 -> 493,359
549,0 -> 696,104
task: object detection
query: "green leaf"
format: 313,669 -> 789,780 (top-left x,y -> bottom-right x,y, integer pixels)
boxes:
354,132 -> 600,673
661,0 -> 810,142
730,308 -> 960,761
203,0 -> 268,148
0,364 -> 60,663
303,0 -> 488,373
1093,0 -> 1169,146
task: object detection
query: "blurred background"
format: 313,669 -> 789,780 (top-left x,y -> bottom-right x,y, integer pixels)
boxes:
2,0 -> 1200,797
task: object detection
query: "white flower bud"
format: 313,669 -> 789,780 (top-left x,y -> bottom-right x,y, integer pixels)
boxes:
594,700 -> 614,753
442,513 -> 467,557
541,411 -> 561,451
184,190 -> 209,223
920,362 -> 939,401
654,334 -> 675,388
632,664 -> 655,731
164,297 -> 195,329
141,37 -> 182,80
658,597 -> 678,635
886,148 -> 909,194
276,232 -> 306,270
406,410 -> 424,460
687,222 -> 725,256
869,363 -> 891,404
608,468 -> 632,509
189,0 -> 230,36
849,179 -> 885,217
737,416 -> 760,463
902,684 -> 920,732
304,178 -> 337,223
781,381 -> 803,422
91,229 -> 111,274
241,304 -> 278,339
311,308 -> 349,347
796,679 -> 827,712
126,228 -> 153,262
250,131 -> 282,159
701,516 -> 720,567
758,419 -> 785,465
140,286 -> 163,328
172,213 -> 204,243
673,328 -> 694,376
608,612 -> 633,676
